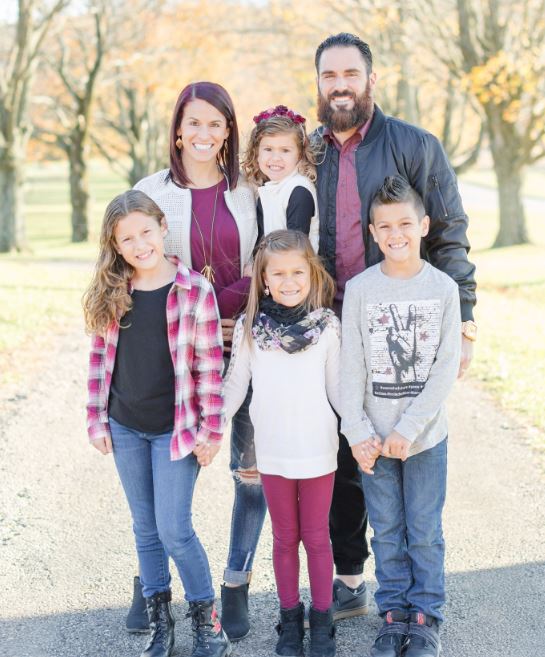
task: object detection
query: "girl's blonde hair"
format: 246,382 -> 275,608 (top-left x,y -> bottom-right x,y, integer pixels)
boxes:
243,229 -> 336,344
242,115 -> 318,186
82,190 -> 165,336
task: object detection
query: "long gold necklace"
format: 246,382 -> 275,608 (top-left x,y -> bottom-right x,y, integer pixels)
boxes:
191,181 -> 220,283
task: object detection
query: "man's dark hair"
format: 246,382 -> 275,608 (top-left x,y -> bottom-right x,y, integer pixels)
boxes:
315,33 -> 373,74
369,176 -> 426,224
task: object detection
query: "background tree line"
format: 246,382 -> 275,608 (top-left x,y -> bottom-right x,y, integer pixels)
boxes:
1,0 -> 544,252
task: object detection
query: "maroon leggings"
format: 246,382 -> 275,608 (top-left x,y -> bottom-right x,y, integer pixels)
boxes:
261,472 -> 335,612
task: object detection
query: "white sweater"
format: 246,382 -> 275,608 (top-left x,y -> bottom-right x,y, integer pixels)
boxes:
134,169 -> 257,276
257,170 -> 319,252
224,316 -> 341,479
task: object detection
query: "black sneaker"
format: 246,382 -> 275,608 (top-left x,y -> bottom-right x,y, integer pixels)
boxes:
404,613 -> 441,657
332,578 -> 369,621
369,611 -> 409,657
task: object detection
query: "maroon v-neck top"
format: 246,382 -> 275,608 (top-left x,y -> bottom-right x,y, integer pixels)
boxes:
190,180 -> 250,319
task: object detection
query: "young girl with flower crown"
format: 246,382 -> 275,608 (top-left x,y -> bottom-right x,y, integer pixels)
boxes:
242,105 -> 320,252
83,189 -> 231,657
224,229 -> 339,657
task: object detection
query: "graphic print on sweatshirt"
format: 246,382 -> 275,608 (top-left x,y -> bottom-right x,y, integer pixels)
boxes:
367,300 -> 441,398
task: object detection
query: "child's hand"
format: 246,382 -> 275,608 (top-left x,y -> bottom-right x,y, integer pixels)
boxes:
193,442 -> 221,467
92,435 -> 112,455
221,318 -> 236,353
243,262 -> 253,277
351,436 -> 382,475
382,431 -> 411,461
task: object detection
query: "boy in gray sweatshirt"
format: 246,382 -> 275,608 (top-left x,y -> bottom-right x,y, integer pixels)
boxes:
340,176 -> 461,657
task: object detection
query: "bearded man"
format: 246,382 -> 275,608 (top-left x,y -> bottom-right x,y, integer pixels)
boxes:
312,33 -> 477,657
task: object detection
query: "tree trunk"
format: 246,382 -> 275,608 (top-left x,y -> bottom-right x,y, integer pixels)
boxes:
487,107 -> 529,247
492,162 -> 528,247
68,132 -> 90,242
128,149 -> 147,188
0,141 -> 26,253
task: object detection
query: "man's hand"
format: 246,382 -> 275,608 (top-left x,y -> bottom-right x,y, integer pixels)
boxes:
193,442 -> 221,467
382,431 -> 410,461
458,335 -> 474,378
351,436 -> 382,475
92,435 -> 112,455
221,318 -> 236,353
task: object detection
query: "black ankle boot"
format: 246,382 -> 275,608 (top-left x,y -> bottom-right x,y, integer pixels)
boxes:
187,600 -> 232,657
275,602 -> 305,656
126,576 -> 150,634
220,583 -> 250,641
141,590 -> 175,657
309,606 -> 336,657
404,613 -> 441,657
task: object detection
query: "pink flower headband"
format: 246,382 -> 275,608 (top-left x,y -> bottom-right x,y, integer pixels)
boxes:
253,104 -> 306,125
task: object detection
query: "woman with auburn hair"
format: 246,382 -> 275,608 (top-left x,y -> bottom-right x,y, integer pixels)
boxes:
132,81 -> 267,644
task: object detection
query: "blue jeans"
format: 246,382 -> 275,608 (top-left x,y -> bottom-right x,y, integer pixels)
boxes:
362,438 -> 447,622
223,384 -> 268,585
109,417 -> 214,601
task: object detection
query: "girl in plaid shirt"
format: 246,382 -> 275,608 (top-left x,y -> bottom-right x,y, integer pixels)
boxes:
83,190 -> 230,657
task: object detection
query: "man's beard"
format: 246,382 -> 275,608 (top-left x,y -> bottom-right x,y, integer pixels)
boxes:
317,80 -> 374,133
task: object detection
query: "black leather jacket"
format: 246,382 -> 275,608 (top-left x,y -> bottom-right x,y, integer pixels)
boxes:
312,105 -> 476,321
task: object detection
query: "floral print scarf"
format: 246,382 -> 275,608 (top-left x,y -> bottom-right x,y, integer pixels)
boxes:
252,297 -> 337,354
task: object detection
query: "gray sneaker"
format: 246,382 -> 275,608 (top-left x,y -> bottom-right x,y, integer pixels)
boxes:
303,579 -> 370,629
332,578 -> 369,621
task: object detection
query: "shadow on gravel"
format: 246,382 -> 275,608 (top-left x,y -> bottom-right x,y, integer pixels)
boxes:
1,563 -> 543,657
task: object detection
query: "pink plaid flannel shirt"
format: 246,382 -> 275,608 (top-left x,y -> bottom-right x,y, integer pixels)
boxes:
86,260 -> 225,460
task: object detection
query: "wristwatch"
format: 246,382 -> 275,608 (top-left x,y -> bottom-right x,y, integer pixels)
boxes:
461,320 -> 477,342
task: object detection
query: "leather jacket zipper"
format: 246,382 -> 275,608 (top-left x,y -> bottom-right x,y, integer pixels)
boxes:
432,175 -> 448,217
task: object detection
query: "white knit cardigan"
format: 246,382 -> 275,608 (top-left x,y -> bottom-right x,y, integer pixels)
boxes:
134,169 -> 257,276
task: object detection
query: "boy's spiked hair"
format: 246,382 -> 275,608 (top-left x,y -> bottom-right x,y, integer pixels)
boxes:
369,176 -> 426,224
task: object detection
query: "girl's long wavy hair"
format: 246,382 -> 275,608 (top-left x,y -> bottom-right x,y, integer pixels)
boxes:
243,230 -> 336,345
242,116 -> 318,186
82,190 -> 165,336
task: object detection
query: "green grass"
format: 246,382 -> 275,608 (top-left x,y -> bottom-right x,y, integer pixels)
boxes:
470,245 -> 545,446
0,160 -> 128,386
1,160 -> 545,446
22,160 -> 128,260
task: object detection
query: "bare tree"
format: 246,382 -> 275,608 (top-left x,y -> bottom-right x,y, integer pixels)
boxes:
93,78 -> 167,186
417,0 -> 545,246
43,3 -> 106,242
0,0 -> 67,252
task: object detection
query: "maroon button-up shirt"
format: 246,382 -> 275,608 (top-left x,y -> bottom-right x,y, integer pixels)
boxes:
323,117 -> 372,311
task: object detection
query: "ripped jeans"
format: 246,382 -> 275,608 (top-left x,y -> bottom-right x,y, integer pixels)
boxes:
223,384 -> 268,585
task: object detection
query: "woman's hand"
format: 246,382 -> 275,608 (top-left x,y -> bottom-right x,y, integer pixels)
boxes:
92,435 -> 112,455
193,442 -> 221,466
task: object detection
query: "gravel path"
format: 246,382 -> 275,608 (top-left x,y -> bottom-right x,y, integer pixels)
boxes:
1,322 -> 544,657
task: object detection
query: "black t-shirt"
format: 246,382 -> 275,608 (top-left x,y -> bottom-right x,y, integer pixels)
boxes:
109,282 -> 175,434
256,185 -> 315,241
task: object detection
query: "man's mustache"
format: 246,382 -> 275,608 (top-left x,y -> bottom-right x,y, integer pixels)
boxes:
328,90 -> 356,101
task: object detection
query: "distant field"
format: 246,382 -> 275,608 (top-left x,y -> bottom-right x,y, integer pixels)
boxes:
1,160 -> 544,443
23,160 -> 127,260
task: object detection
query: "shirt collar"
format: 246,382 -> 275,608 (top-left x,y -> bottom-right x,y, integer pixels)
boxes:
322,112 -> 374,149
